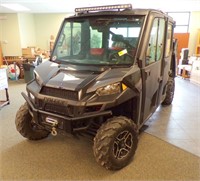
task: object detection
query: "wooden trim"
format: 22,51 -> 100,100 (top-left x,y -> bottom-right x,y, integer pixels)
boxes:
174,33 -> 190,61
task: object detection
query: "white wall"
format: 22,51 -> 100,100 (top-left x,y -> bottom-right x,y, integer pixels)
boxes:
34,13 -> 68,50
0,14 -> 22,56
188,11 -> 200,56
18,13 -> 36,48
0,13 -> 69,55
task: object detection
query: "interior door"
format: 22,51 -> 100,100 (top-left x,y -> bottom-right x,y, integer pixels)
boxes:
141,18 -> 165,122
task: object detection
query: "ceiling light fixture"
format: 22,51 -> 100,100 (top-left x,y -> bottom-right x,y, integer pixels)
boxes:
1,3 -> 30,12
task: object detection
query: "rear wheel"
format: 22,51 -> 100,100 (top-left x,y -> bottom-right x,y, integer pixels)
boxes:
162,77 -> 175,105
93,116 -> 138,170
15,103 -> 49,140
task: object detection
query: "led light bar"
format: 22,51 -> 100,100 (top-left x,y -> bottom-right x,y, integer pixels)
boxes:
75,4 -> 132,13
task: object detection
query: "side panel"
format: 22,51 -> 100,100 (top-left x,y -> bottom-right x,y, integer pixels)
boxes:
141,61 -> 161,121
137,13 -> 174,124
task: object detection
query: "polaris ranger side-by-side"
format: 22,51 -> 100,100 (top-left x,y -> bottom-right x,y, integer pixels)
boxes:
15,4 -> 176,170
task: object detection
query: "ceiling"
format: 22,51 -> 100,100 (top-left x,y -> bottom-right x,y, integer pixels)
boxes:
1,0 -> 200,14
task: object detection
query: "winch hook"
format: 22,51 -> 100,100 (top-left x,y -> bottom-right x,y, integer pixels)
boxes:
51,127 -> 57,136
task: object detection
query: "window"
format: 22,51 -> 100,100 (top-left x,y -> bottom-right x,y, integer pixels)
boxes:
108,27 -> 140,48
90,29 -> 102,48
56,22 -> 81,58
52,16 -> 144,66
72,23 -> 81,55
167,12 -> 190,33
165,24 -> 173,57
146,18 -> 165,65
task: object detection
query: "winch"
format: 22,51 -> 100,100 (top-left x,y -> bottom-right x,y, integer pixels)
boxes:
45,117 -> 58,136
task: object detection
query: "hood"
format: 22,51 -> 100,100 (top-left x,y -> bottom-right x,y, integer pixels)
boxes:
35,61 -> 132,92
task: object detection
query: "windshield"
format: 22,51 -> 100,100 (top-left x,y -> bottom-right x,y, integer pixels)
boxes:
52,16 -> 144,66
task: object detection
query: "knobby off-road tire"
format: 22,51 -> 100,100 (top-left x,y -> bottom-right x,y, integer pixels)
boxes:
15,103 -> 49,140
162,77 -> 175,105
93,116 -> 138,170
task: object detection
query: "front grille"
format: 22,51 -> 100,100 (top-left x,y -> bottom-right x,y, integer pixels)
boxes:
41,87 -> 78,100
39,101 -> 74,116
45,103 -> 69,116
38,100 -> 82,117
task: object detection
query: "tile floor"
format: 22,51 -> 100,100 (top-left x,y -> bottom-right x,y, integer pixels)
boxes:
145,77 -> 200,157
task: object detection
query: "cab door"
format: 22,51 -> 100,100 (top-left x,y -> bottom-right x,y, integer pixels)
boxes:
158,22 -> 174,101
140,17 -> 166,122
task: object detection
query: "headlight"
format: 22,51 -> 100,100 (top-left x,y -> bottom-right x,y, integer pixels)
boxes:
96,82 -> 126,96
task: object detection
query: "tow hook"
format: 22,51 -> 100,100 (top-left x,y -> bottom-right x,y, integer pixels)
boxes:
51,127 -> 57,136
45,117 -> 58,136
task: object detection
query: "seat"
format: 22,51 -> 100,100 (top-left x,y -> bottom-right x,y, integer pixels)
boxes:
89,48 -> 105,60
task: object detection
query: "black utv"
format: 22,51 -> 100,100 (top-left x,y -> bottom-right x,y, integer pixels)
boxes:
15,4 -> 176,170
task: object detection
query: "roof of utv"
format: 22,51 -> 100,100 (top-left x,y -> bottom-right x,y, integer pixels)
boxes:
70,4 -> 171,19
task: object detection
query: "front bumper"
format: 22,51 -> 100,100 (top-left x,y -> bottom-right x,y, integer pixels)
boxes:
22,92 -> 112,133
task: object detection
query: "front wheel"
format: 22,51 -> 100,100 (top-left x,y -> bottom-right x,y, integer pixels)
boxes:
162,77 -> 175,105
15,103 -> 50,140
93,116 -> 138,170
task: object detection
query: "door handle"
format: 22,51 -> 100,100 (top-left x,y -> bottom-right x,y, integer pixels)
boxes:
158,76 -> 163,82
145,69 -> 151,80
